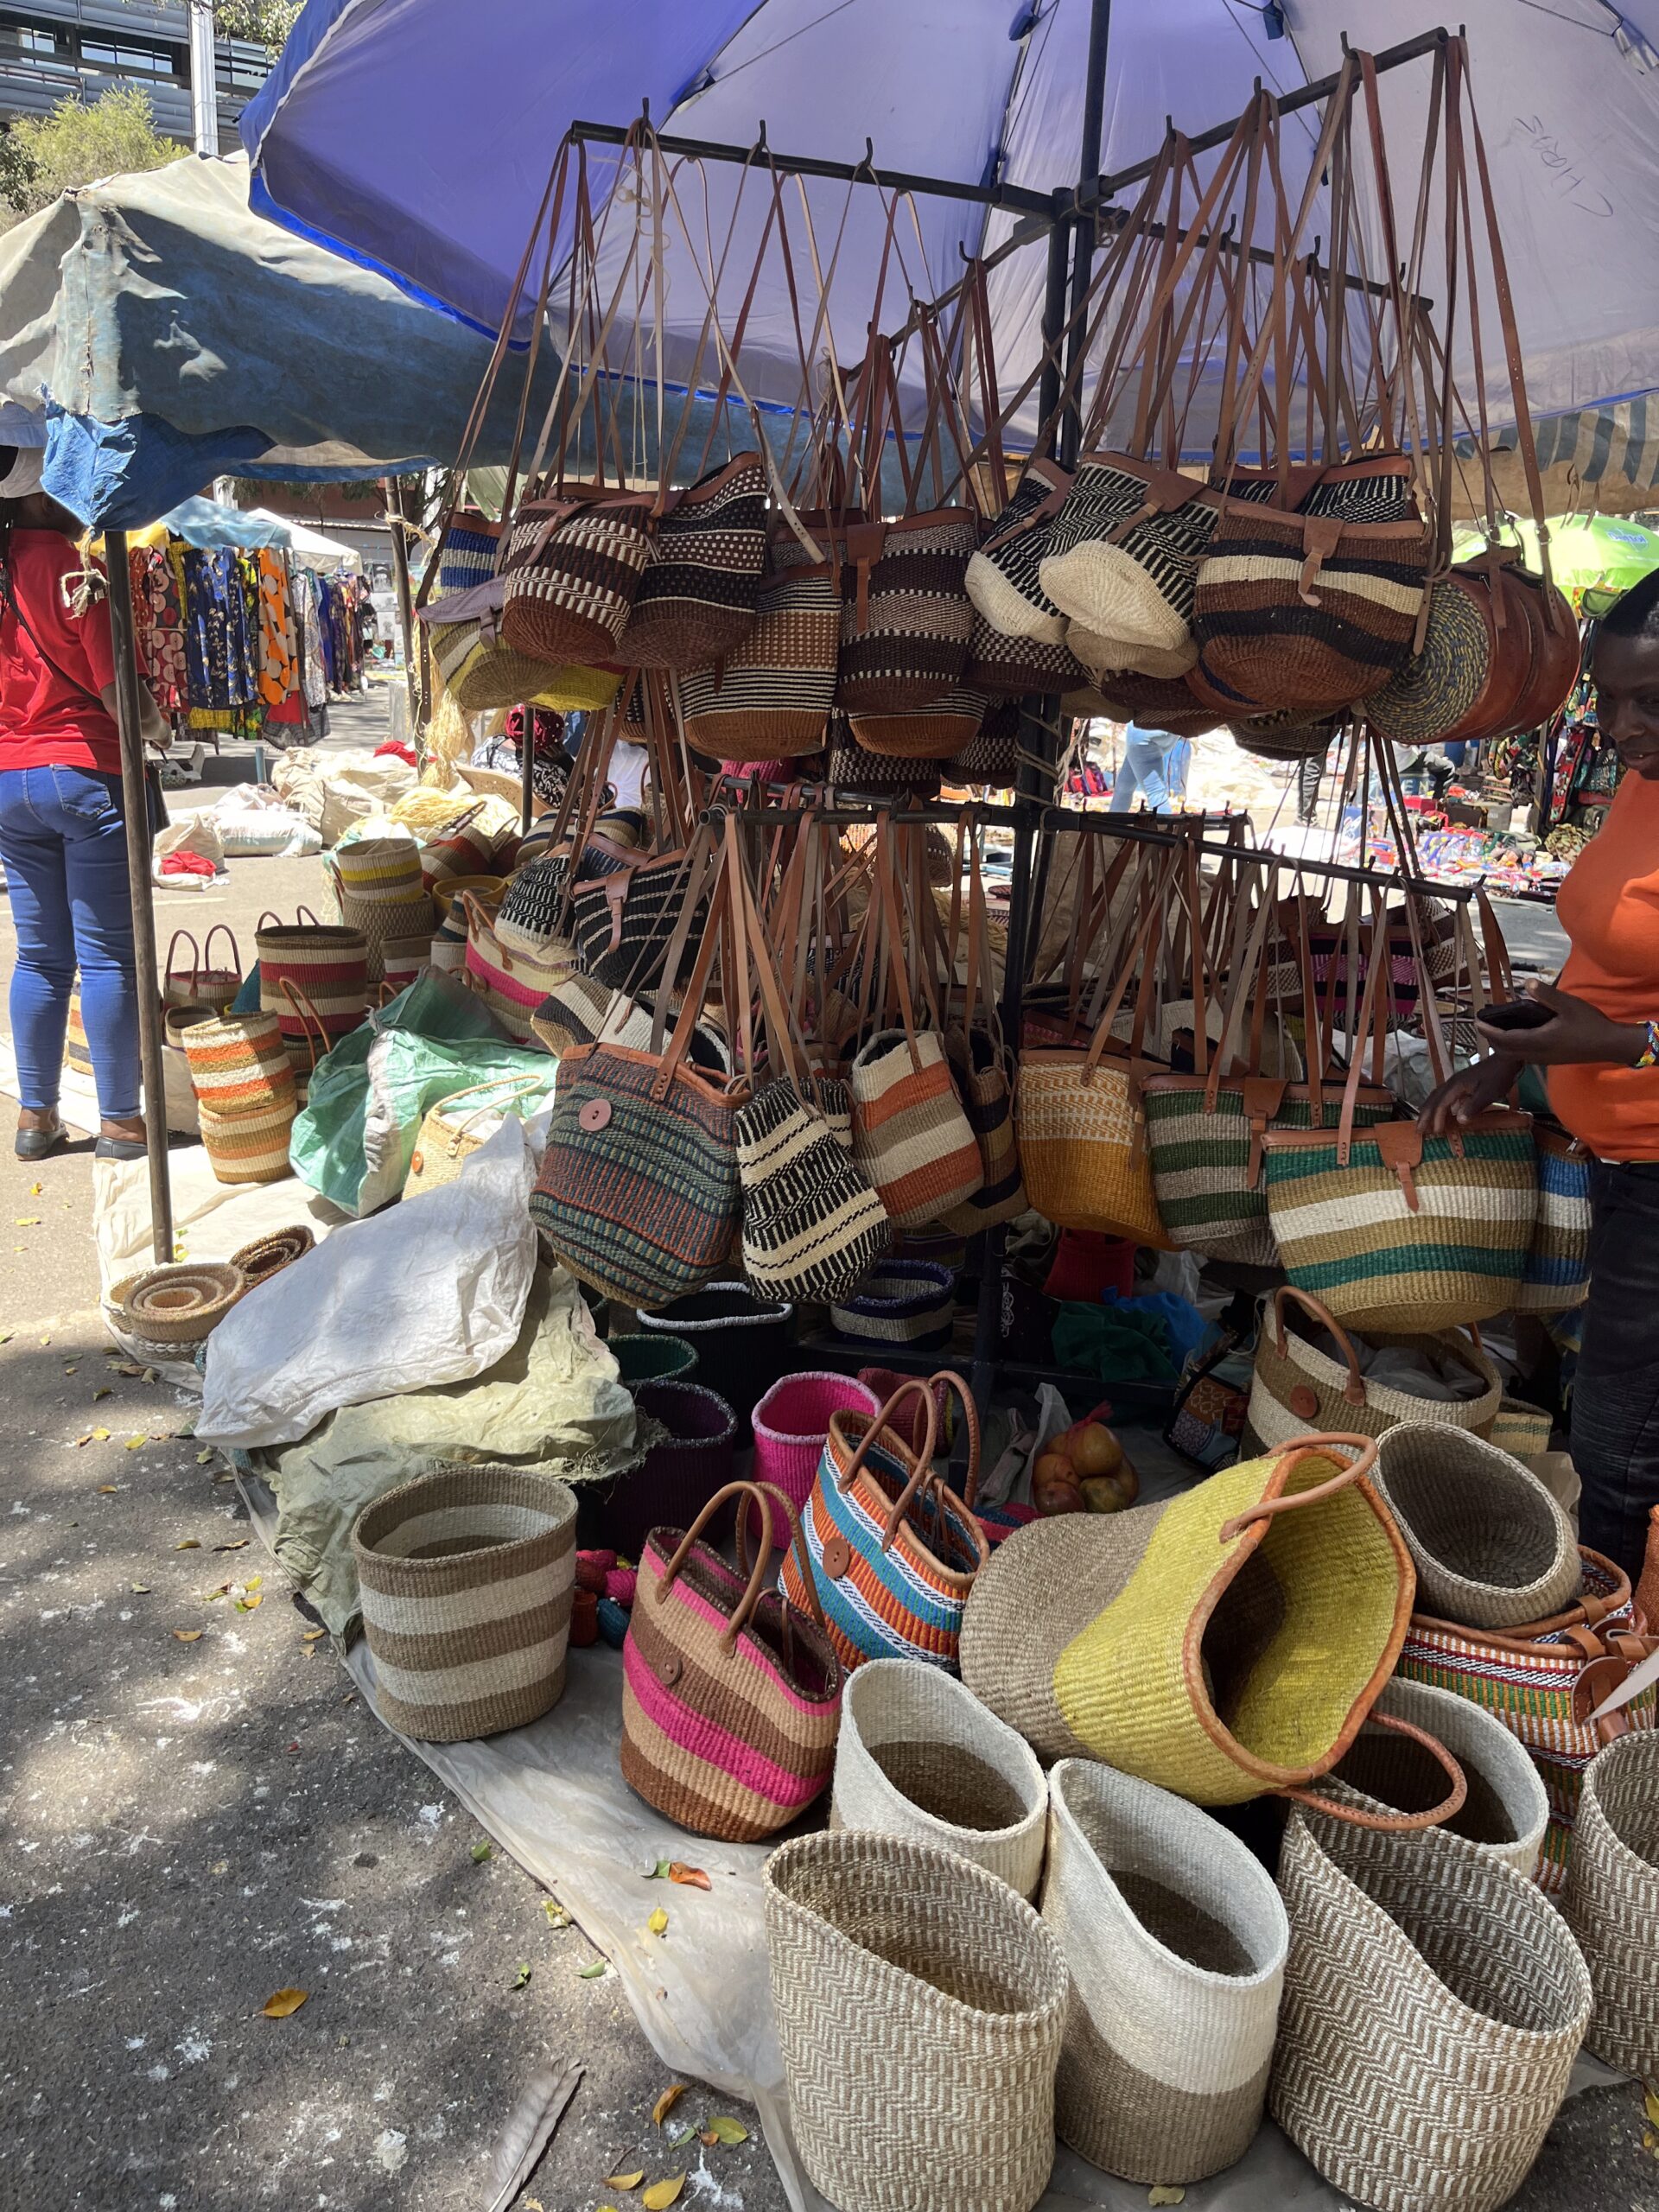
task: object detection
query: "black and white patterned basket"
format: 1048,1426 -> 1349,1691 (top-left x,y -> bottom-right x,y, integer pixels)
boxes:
830,1260 -> 957,1350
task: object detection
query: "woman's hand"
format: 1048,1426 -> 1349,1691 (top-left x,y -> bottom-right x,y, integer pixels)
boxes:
1419,1052 -> 1521,1138
1475,983 -> 1646,1068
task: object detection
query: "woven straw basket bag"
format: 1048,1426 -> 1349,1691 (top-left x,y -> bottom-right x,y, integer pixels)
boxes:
830,1659 -> 1048,1900
1269,1809 -> 1591,2212
1370,1422 -> 1581,1630
1324,1675 -> 1549,1879
1563,1731 -> 1659,2075
764,1827 -> 1068,2212
1245,1285 -> 1501,1452
198,1093 -> 296,1186
1042,1759 -> 1288,2186
352,1464 -> 577,1741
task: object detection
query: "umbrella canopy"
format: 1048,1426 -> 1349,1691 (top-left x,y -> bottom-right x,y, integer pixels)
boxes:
241,508 -> 363,570
243,0 -> 1659,444
1454,512 -> 1659,605
0,150 -> 565,528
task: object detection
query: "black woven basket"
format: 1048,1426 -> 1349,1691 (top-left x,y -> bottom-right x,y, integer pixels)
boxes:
635,1282 -> 794,1446
579,1380 -> 737,1559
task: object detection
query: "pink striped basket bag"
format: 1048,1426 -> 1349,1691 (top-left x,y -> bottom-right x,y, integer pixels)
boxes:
750,1371 -> 884,1549
620,1478 -> 844,1844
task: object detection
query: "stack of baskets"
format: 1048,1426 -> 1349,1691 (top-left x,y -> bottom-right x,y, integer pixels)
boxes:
180,1013 -> 299,1185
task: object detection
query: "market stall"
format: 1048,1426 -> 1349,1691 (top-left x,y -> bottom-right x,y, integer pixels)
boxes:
91,22 -> 1659,2212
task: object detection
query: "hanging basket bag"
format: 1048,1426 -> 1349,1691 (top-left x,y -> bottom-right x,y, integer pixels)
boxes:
964,614 -> 1087,701
751,1371 -> 883,1550
830,1658 -> 1048,1900
162,925 -> 242,1014
617,453 -> 767,668
1268,1809 -> 1591,2212
830,1260 -> 957,1352
960,1435 -> 1447,1817
848,687 -> 989,761
499,486 -> 657,665
1370,1422 -> 1581,1630
1563,1731 -> 1659,2076
781,1372 -> 989,1675
835,509 -> 976,714
1325,1674 -> 1550,1878
353,1464 -> 578,1741
850,1027 -> 984,1230
1039,454 -> 1222,660
621,1476 -> 843,1843
461,890 -> 577,1042
680,531 -> 842,759
964,457 -> 1074,644
1042,1758 -> 1289,2186
1245,1286 -> 1502,1454
764,1828 -> 1068,2212
1515,1122 -> 1592,1313
734,1076 -> 892,1307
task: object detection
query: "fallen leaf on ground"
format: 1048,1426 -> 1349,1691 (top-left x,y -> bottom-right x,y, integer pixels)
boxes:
647,1858 -> 672,1879
302,1626 -> 326,1642
652,2084 -> 685,2126
641,2178 -> 684,2210
261,1987 -> 308,2018
511,1961 -> 531,1989
664,2124 -> 696,2149
15,1217 -> 40,1226
123,1438 -> 143,1452
28,1181 -> 41,1195
130,1583 -> 149,1593
171,1628 -> 203,1642
605,2171 -> 645,2190
647,1908 -> 668,1937
91,1427 -> 110,1441
578,1960 -> 609,1980
1646,2085 -> 1659,2129
542,1899 -> 570,1928
115,1363 -> 143,1376
703,2117 -> 748,2146
667,1864 -> 711,1891
213,1537 -> 249,1552
73,1438 -> 93,1451
1147,2190 -> 1185,2207
197,1449 -> 214,1465
174,1538 -> 200,1549
92,1387 -> 111,1401
471,1842 -> 493,1864
234,1593 -> 263,1612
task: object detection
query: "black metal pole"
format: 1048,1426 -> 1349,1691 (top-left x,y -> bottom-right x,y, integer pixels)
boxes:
1059,0 -> 1113,470
105,530 -> 174,1264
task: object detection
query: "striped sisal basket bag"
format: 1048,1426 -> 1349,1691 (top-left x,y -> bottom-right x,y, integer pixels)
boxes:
680,526 -> 842,758
621,1478 -> 842,1843
255,907 -> 368,1084
617,453 -> 767,668
938,830 -> 1025,1233
334,836 -> 436,984
198,1092 -> 296,1185
1370,1422 -> 1581,1630
831,1659 -> 1048,1901
751,1372 -> 883,1549
1245,1285 -> 1501,1453
1515,1121 -> 1592,1312
1563,1732 -> 1659,2076
499,485 -> 657,666
764,1828 -> 1068,2212
1268,1809 -> 1591,2212
835,509 -> 976,714
180,1013 -> 296,1119
1042,1758 -> 1288,2185
781,1372 -> 990,1676
353,1464 -> 578,1741
963,456 -> 1074,643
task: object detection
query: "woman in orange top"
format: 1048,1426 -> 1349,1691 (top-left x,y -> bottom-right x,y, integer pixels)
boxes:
1424,567 -> 1659,1581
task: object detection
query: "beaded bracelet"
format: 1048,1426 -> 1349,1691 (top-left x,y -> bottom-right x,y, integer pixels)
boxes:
1636,1020 -> 1659,1071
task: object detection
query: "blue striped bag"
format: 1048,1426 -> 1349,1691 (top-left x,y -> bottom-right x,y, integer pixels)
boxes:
1513,1124 -> 1592,1313
1260,1109 -> 1537,1334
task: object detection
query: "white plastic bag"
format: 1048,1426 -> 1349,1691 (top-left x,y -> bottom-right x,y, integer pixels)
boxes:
196,1118 -> 537,1449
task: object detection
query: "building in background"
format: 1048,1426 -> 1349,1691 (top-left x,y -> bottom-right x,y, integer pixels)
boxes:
0,1 -> 267,141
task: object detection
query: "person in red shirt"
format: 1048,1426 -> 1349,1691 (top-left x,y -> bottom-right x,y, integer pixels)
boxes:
0,446 -> 167,1160
1421,564 -> 1659,1584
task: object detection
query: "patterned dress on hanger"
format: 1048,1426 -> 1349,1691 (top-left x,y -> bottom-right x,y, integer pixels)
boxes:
256,550 -> 298,706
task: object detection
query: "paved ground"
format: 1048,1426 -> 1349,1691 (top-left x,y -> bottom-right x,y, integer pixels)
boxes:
0,705 -> 1646,2210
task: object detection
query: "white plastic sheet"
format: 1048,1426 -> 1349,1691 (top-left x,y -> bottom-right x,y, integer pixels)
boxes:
197,1116 -> 537,1448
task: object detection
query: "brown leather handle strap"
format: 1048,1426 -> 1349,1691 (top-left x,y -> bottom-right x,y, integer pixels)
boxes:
1217,1433 -> 1379,1544
1269,1287 -> 1366,1407
656,1479 -> 776,1647
1282,1713 -> 1469,1832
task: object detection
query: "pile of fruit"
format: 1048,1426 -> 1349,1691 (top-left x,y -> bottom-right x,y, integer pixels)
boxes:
1033,1403 -> 1140,1516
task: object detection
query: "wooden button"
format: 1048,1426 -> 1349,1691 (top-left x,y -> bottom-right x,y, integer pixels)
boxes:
658,1654 -> 683,1688
410,1151 -> 424,1175
1287,1385 -> 1320,1421
821,1534 -> 853,1581
578,1097 -> 613,1132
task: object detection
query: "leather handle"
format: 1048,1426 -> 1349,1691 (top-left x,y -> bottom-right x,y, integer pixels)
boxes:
1269,1286 -> 1366,1408
1282,1713 -> 1469,1833
1217,1433 -> 1379,1545
656,1479 -> 776,1648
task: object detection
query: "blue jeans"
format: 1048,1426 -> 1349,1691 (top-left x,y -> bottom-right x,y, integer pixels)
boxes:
1110,729 -> 1190,813
0,766 -> 140,1119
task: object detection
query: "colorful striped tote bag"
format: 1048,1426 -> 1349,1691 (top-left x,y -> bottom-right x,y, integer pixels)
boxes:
1514,1123 -> 1592,1313
461,892 -> 576,1043
780,1373 -> 990,1675
621,1478 -> 843,1843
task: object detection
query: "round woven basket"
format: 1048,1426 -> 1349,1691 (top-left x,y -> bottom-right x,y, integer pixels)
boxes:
830,1660 -> 1048,1900
119,1262 -> 247,1345
1044,1758 -> 1288,2185
830,1261 -> 957,1351
230,1224 -> 315,1288
764,1828 -> 1068,2212
1363,577 -> 1490,744
1564,1732 -> 1659,2075
353,1463 -> 578,1740
609,1332 -> 697,1387
635,1284 -> 792,1449
1325,1675 -> 1549,1878
1269,1809 -> 1592,2212
1370,1422 -> 1580,1629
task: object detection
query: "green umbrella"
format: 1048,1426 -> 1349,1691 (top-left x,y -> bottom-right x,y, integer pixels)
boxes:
1452,513 -> 1659,613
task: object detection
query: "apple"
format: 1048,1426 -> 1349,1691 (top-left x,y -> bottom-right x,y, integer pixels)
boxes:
1067,1422 -> 1123,1478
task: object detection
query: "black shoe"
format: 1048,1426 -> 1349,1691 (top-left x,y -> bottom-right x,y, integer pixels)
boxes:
15,1122 -> 66,1161
94,1135 -> 147,1162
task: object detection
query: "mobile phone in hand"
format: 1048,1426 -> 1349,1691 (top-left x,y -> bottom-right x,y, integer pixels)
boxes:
1477,997 -> 1554,1033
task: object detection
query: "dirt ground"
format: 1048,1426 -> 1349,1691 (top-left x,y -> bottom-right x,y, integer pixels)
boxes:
0,697 -> 1642,2209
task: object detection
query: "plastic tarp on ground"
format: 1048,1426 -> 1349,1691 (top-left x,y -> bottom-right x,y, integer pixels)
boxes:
244,0 -> 1659,446
0,150 -> 564,526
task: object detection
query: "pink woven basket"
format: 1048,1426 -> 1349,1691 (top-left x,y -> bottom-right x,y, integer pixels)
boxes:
750,1372 -> 882,1545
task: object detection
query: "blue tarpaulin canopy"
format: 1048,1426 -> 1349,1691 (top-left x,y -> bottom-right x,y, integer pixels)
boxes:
0,151 -> 566,527
241,0 -> 1659,445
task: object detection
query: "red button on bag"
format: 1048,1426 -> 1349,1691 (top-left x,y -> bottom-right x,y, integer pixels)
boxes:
578,1097 -> 612,1132
1287,1385 -> 1320,1421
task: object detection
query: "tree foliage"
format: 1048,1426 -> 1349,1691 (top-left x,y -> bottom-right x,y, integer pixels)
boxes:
2,87 -> 177,226
188,0 -> 304,56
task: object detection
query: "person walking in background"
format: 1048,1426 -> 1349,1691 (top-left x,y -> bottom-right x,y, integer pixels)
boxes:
0,446 -> 168,1163
1109,720 -> 1190,813
1420,566 -> 1659,1587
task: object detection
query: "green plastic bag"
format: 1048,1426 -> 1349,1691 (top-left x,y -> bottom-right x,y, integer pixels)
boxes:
290,970 -> 557,1215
